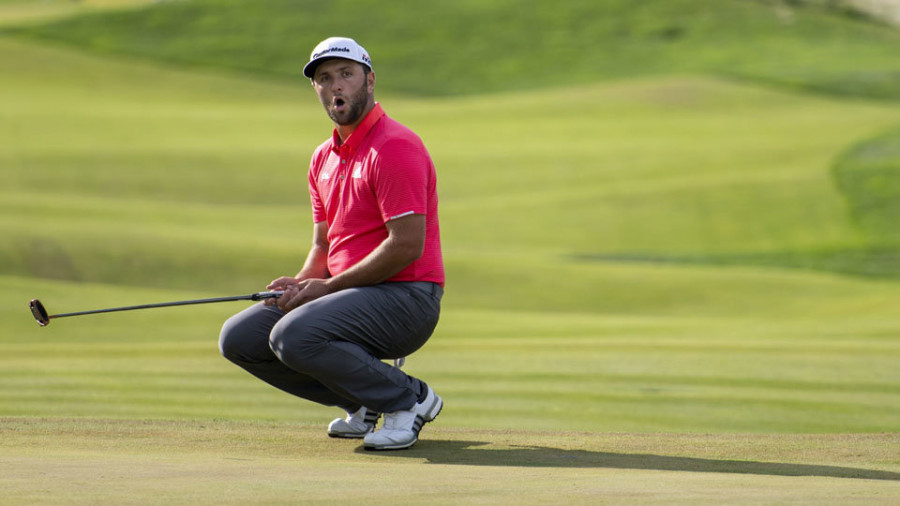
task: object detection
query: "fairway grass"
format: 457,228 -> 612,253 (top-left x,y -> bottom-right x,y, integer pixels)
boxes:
2,418 -> 898,505
5,274 -> 900,434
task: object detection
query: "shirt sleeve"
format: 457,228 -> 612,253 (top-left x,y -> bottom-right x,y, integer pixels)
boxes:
372,138 -> 431,222
309,150 -> 327,223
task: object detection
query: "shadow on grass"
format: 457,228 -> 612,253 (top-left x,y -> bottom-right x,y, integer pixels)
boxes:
357,440 -> 900,481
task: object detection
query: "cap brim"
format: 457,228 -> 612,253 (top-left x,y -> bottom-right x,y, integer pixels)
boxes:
302,58 -> 326,78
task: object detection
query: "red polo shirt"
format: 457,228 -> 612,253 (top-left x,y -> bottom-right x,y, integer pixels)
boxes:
308,103 -> 444,287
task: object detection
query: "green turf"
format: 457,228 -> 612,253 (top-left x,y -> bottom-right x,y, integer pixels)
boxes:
2,419 -> 899,505
2,1 -> 900,503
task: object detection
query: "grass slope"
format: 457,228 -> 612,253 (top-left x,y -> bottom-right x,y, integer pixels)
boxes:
834,126 -> 900,245
5,0 -> 900,99
0,0 -> 155,28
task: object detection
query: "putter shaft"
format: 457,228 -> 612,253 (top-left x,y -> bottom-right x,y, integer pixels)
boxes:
30,291 -> 282,327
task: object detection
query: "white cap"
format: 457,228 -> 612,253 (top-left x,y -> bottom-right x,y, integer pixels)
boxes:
303,37 -> 373,78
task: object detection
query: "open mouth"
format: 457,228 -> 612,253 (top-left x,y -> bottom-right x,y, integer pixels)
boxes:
333,97 -> 346,111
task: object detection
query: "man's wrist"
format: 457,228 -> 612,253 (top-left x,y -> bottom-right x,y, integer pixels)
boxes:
323,277 -> 343,293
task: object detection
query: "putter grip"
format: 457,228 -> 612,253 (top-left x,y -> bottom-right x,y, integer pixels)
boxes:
251,291 -> 284,300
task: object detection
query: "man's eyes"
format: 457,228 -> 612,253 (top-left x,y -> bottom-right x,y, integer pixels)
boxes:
317,71 -> 353,84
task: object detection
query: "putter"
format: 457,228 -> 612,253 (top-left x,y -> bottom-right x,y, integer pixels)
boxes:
29,291 -> 283,327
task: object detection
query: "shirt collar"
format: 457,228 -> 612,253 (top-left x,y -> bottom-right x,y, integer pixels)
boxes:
330,103 -> 385,154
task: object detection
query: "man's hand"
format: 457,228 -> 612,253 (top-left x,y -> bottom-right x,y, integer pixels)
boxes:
264,276 -> 300,306
276,278 -> 333,312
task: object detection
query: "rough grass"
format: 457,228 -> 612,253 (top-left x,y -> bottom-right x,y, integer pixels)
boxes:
5,0 -> 900,99
833,126 -> 900,245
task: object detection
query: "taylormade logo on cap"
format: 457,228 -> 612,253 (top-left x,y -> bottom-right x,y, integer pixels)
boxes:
313,46 -> 351,59
303,37 -> 373,78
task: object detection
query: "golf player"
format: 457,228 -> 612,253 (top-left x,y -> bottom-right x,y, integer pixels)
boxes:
219,37 -> 444,451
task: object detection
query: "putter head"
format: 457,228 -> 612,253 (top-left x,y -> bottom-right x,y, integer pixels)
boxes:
29,299 -> 50,326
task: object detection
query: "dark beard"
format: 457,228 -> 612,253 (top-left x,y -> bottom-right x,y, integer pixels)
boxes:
327,84 -> 369,126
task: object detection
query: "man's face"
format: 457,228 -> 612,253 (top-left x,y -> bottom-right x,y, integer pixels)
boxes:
311,59 -> 374,127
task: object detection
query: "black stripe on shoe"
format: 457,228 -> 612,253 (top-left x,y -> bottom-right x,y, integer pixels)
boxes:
363,411 -> 381,424
412,415 -> 425,435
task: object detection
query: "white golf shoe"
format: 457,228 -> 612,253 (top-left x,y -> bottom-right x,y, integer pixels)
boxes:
363,386 -> 442,451
327,406 -> 380,439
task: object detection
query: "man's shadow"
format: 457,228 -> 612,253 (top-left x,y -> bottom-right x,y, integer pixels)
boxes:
356,440 -> 900,481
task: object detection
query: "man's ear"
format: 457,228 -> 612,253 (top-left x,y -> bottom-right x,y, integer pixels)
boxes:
367,71 -> 376,93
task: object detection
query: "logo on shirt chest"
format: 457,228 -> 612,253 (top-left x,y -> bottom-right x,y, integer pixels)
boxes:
319,163 -> 364,182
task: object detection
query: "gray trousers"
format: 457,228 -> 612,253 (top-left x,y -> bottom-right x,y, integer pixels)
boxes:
219,282 -> 442,414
